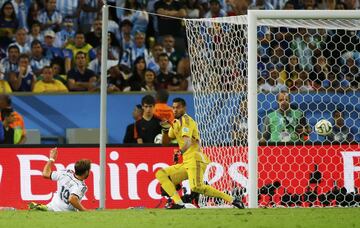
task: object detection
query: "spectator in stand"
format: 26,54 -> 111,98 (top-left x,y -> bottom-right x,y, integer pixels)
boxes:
43,29 -> 66,63
315,0 -> 328,9
0,94 -> 26,144
341,56 -> 359,90
162,34 -> 184,72
227,0 -> 248,15
205,0 -> 227,18
270,43 -> 288,69
11,0 -> 28,29
65,31 -> 95,72
132,56 -> 146,82
79,0 -> 102,33
10,28 -> 30,54
291,28 -> 314,71
33,66 -> 68,93
282,0 -> 295,9
88,47 -> 101,76
157,53 -> 185,91
123,56 -> 146,91
56,0 -> 81,21
0,75 -> 12,93
85,17 -> 102,48
248,0 -> 274,10
67,51 -> 97,91
9,53 -> 36,92
269,0 -> 287,9
107,63 -> 132,92
54,17 -> 76,48
335,1 -> 346,9
26,2 -> 40,30
0,44 -> 20,76
201,0 -> 230,13
141,69 -> 158,91
100,13 -> 121,43
154,0 -> 186,50
302,0 -> 318,9
123,104 -> 143,144
154,89 -> 175,122
50,61 -> 67,85
186,0 -> 204,18
344,0 -> 357,9
117,19 -> 133,51
1,108 -> 15,144
122,0 -> 149,35
113,0 -> 125,19
177,57 -> 191,90
259,66 -> 287,93
108,32 -> 121,60
36,60 -> 67,86
147,43 -> 173,75
284,55 -> 302,88
27,21 -> 43,46
121,31 -> 149,68
37,0 -> 62,32
328,109 -> 355,143
290,71 -> 314,92
322,71 -> 341,92
261,92 -> 311,143
135,94 -> 162,144
88,46 -> 121,77
30,39 -> 50,77
0,1 -> 19,47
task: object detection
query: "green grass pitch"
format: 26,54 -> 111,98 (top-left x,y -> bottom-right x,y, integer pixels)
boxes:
1,208 -> 359,228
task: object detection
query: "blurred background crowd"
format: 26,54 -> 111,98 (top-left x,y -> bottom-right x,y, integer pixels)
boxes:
0,0 -> 358,94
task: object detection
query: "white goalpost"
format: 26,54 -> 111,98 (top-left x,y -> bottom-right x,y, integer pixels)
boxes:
99,3 -> 109,209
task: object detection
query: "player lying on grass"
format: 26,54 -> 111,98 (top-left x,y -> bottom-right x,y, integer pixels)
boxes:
156,97 -> 244,209
29,148 -> 91,211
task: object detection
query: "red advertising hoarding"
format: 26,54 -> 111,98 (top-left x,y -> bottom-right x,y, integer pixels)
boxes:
0,145 -> 359,209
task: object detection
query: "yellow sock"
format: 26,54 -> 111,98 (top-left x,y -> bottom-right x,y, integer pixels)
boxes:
203,185 -> 233,203
155,169 -> 183,204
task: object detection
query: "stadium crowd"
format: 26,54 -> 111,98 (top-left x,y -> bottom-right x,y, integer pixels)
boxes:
0,0 -> 357,93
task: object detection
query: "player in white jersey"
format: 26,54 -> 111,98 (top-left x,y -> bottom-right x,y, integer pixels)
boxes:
29,148 -> 91,211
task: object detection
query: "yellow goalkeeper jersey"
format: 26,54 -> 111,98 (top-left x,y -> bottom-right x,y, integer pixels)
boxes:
168,114 -> 210,164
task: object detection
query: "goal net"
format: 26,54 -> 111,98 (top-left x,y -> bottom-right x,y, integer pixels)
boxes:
184,12 -> 360,208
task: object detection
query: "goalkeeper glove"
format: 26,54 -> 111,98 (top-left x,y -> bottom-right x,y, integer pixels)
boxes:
173,149 -> 184,164
160,120 -> 172,133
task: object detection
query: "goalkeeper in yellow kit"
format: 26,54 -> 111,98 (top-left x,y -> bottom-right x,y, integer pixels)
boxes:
155,98 -> 244,209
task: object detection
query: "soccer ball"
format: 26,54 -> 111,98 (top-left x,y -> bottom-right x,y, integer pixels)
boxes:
315,119 -> 332,136
154,134 -> 162,144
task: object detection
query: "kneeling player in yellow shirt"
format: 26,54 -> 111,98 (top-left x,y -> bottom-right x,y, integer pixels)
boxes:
155,97 -> 244,209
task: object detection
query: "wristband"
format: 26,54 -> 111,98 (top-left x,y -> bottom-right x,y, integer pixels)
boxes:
49,158 -> 55,162
162,128 -> 169,133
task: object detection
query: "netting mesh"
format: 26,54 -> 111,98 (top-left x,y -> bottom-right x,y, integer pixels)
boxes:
185,18 -> 249,207
185,15 -> 360,208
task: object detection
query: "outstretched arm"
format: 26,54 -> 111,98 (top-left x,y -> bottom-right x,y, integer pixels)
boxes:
161,120 -> 174,146
42,148 -> 58,179
178,136 -> 191,154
